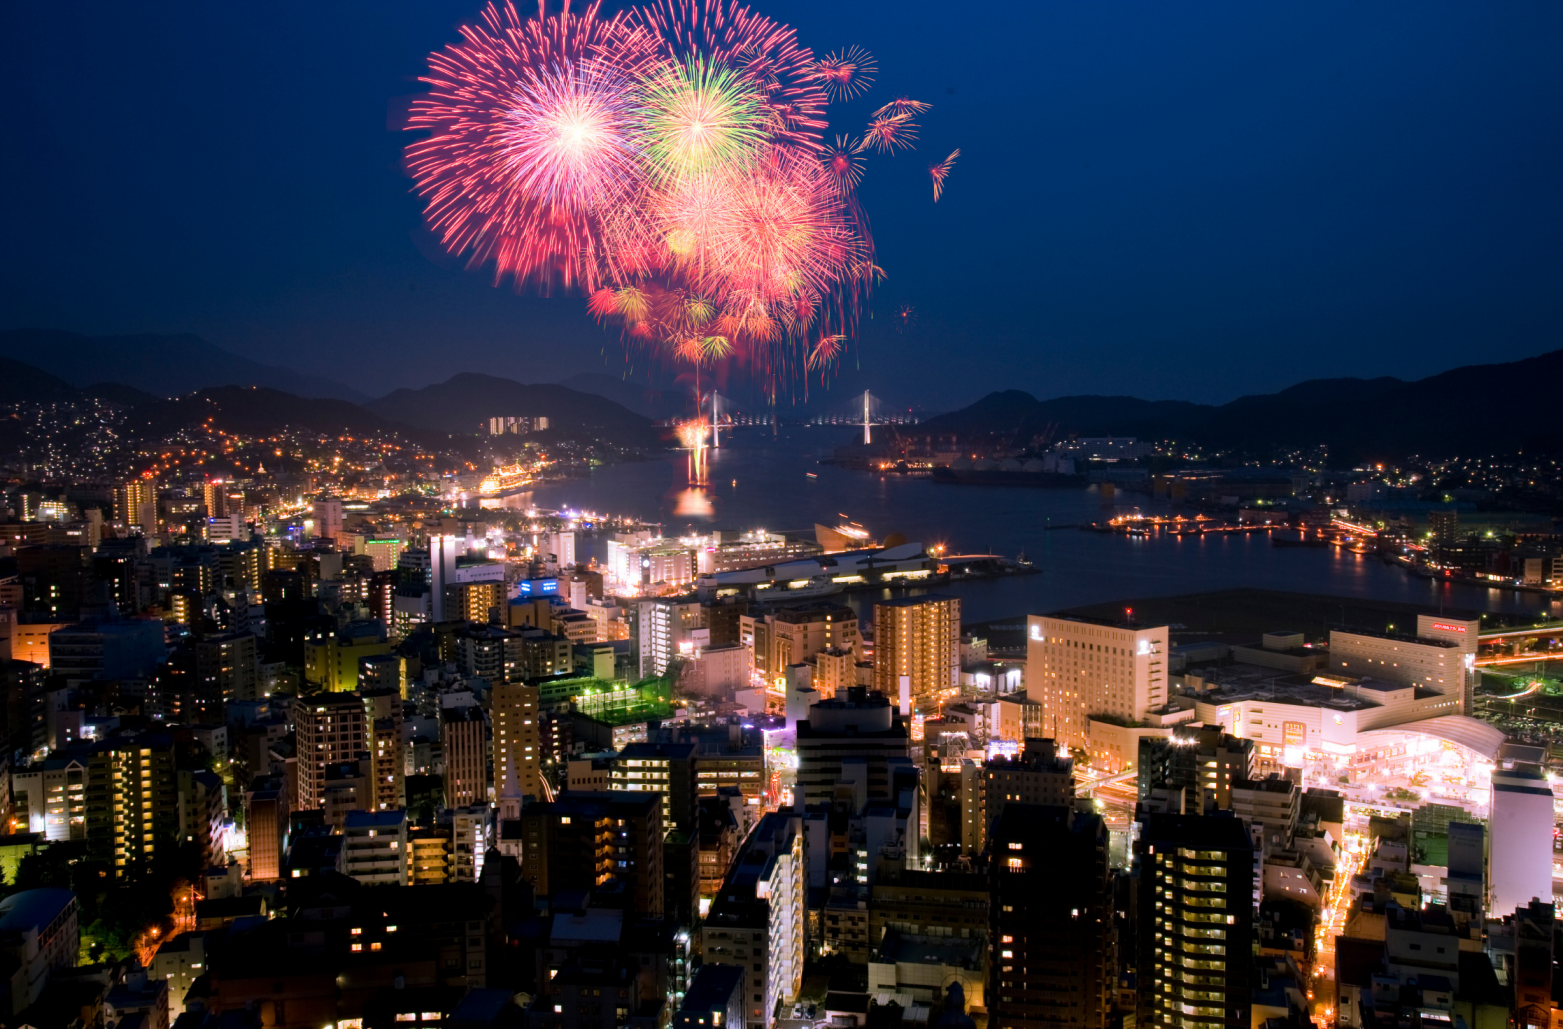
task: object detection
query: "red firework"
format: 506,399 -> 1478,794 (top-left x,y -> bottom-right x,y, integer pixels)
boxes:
858,113 -> 918,154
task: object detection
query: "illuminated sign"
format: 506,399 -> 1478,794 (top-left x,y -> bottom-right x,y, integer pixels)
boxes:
1429,622 -> 1468,633
1030,624 -> 1043,641
517,578 -> 559,595
1283,721 -> 1306,747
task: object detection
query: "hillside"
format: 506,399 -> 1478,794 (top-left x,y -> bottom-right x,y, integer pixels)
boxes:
121,385 -> 408,441
0,358 -> 82,404
916,350 -> 1563,463
368,372 -> 656,446
0,329 -> 367,403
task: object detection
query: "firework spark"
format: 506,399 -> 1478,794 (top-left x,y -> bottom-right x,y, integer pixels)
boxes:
812,46 -> 877,101
872,96 -> 931,118
929,148 -> 959,201
859,113 -> 918,154
823,134 -> 865,192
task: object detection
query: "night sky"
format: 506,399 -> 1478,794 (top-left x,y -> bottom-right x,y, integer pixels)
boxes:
4,1 -> 1560,409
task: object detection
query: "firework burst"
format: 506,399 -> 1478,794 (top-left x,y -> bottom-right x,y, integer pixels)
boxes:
408,0 -> 955,398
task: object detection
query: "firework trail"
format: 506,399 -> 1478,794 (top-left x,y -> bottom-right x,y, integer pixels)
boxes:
407,0 -> 955,398
929,148 -> 959,201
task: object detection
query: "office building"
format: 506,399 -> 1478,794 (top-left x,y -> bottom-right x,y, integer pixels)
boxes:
611,742 -> 698,833
295,692 -> 368,812
47,617 -> 167,686
1136,813 -> 1256,1029
492,681 -> 544,804
114,479 -> 159,532
873,595 -> 960,708
343,809 -> 409,887
520,791 -> 664,917
1026,614 -> 1169,753
84,732 -> 180,878
796,687 -> 909,808
442,705 -> 488,809
990,805 -> 1115,1029
703,811 -> 806,1029
1490,764 -> 1554,917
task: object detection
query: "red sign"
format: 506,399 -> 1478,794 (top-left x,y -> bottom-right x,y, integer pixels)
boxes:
1430,623 -> 1468,633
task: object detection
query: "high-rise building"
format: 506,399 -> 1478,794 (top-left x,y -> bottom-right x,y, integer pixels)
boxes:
638,598 -> 706,678
491,681 -> 543,804
1490,764 -> 1554,917
796,687 -> 909,808
703,811 -> 806,1029
1026,615 -> 1169,752
85,732 -> 180,878
742,603 -> 862,683
294,693 -> 368,812
611,742 -> 698,833
1136,813 -> 1256,1029
441,705 -> 488,809
872,595 -> 960,708
990,804 -> 1115,1029
362,688 -> 405,812
520,791 -> 664,917
1416,614 -> 1479,714
114,478 -> 159,532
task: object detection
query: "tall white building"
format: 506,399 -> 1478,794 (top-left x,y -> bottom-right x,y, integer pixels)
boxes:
1415,614 -> 1480,713
703,811 -> 805,1029
1490,765 -> 1555,917
637,598 -> 706,678
1025,615 -> 1168,751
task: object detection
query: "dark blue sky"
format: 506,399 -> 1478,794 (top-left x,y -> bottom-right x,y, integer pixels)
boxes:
4,1 -> 1560,408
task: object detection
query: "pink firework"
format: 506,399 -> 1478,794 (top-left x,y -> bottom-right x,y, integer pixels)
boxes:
858,112 -> 919,154
405,1 -> 645,292
929,148 -> 959,201
823,134 -> 865,192
812,46 -> 877,101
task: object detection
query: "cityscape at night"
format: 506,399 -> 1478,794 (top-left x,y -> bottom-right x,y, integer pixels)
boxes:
1,2 -> 1562,1029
